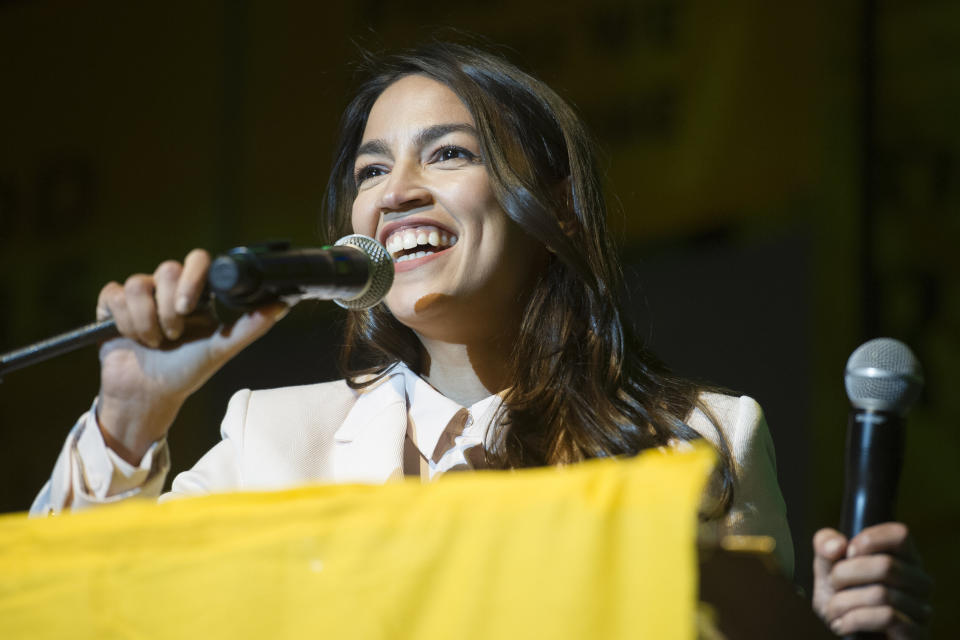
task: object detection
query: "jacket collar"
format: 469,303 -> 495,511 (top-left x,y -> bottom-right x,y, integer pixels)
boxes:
331,370 -> 407,484
329,363 -> 505,483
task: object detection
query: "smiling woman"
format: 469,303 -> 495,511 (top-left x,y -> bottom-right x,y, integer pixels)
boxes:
30,41 -> 930,637
323,45 -> 737,476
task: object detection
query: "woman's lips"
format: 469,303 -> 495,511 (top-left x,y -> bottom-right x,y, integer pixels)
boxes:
378,217 -> 457,249
392,243 -> 455,272
384,225 -> 457,257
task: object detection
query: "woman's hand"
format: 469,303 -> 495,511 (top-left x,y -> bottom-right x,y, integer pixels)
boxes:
812,523 -> 933,638
95,249 -> 288,464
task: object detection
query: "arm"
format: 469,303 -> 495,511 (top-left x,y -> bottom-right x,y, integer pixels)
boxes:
29,401 -> 170,516
31,387 -> 254,515
31,247 -> 284,515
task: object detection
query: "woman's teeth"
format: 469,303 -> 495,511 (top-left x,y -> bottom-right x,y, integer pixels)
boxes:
396,250 -> 432,263
385,225 -> 458,262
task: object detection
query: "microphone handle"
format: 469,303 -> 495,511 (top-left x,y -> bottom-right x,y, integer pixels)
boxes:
840,409 -> 904,640
839,408 -> 904,538
0,297 -> 220,381
0,319 -> 120,379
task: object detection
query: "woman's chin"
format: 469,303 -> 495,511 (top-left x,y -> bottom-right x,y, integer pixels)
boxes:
384,290 -> 461,332
386,294 -> 432,314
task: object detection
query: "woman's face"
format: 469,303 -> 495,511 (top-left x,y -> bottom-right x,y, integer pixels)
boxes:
351,74 -> 547,342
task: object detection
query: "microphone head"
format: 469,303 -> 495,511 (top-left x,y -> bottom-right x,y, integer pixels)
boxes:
845,338 -> 924,414
332,234 -> 394,310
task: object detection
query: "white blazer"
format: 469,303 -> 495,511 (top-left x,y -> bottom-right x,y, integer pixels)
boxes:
33,371 -> 794,574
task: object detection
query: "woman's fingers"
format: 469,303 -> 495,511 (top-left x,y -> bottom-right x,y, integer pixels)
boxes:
849,522 -> 918,561
124,274 -> 163,348
175,249 -> 211,314
93,246 -> 287,363
812,528 -> 847,614
830,552 -> 933,594
98,281 -> 131,332
825,584 -> 932,627
814,528 -> 848,562
835,524 -> 933,598
812,524 -> 932,638
829,604 -> 927,638
95,249 -> 211,348
154,260 -> 184,340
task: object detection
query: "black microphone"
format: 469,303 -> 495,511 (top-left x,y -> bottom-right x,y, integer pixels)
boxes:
208,234 -> 394,310
840,338 -> 923,538
0,235 -> 393,379
839,338 -> 924,640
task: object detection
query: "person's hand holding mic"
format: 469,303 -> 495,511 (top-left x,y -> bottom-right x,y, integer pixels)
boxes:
95,248 -> 288,465
812,339 -> 933,638
89,235 -> 393,466
813,523 -> 932,637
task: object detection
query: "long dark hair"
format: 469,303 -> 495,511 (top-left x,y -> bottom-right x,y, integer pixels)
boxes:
322,41 -> 734,515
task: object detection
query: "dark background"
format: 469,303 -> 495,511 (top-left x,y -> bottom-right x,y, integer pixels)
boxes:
1,0 -> 957,632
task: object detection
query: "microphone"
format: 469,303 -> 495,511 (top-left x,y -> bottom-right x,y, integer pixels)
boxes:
840,338 -> 923,538
0,235 -> 393,379
839,338 -> 924,640
208,234 -> 394,310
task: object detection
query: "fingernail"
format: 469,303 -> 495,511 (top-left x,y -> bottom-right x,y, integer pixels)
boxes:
830,618 -> 844,634
175,296 -> 190,314
846,543 -> 858,558
824,538 -> 842,556
273,305 -> 290,321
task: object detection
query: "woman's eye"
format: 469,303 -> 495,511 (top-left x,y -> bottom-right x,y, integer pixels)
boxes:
434,146 -> 478,164
354,165 -> 387,186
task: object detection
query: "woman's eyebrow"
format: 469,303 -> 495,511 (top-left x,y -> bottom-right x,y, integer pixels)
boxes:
413,123 -> 477,149
354,123 -> 478,160
355,138 -> 392,160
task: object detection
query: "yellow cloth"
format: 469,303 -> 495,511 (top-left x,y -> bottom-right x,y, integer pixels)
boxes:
0,446 -> 714,640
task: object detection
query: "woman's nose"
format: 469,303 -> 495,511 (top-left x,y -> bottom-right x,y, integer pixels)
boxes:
377,163 -> 432,214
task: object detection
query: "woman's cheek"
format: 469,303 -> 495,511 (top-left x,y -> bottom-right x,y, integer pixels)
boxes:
350,200 -> 377,237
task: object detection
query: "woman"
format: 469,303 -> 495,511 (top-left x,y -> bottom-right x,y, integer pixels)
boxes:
33,42 -> 930,636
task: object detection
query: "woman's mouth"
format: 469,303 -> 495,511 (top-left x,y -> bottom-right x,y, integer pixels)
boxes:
384,225 -> 458,263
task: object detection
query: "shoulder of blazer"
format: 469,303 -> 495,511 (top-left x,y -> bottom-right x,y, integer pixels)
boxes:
244,379 -> 360,415
688,392 -> 764,445
239,372 -> 403,433
232,380 -> 359,438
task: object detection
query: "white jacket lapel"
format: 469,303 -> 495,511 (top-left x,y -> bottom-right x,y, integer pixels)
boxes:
331,373 -> 407,484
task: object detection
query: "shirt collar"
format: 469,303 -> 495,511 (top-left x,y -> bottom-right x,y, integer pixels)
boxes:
394,362 -> 503,461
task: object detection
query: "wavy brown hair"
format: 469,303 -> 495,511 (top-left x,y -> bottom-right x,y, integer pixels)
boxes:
322,41 -> 734,516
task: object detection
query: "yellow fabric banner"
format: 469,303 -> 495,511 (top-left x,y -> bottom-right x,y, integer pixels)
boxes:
0,446 -> 714,640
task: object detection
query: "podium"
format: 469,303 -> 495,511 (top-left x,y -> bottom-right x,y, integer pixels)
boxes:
0,447 -> 829,639
699,546 -> 833,639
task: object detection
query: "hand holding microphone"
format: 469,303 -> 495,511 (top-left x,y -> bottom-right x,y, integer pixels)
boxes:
0,236 -> 393,464
812,339 -> 933,638
0,235 -> 394,379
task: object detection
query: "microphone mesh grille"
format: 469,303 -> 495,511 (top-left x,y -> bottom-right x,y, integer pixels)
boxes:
845,338 -> 923,413
333,234 -> 394,310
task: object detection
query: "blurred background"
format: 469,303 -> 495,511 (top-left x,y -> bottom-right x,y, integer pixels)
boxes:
1,0 -> 957,632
